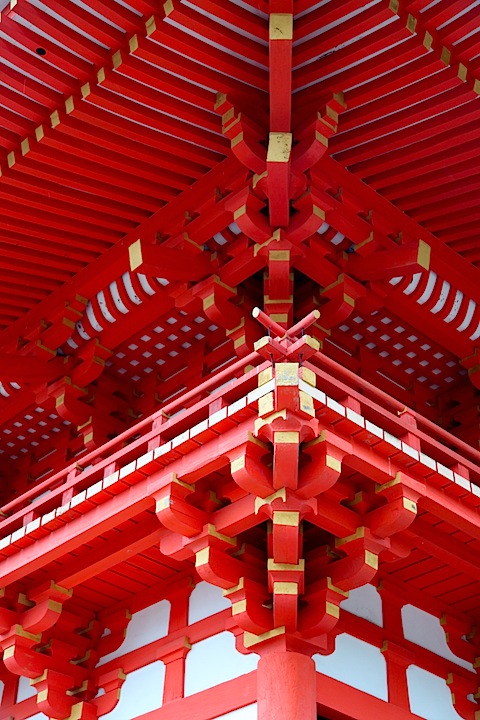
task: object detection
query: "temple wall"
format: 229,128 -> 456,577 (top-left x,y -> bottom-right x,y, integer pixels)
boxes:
3,581 -> 471,720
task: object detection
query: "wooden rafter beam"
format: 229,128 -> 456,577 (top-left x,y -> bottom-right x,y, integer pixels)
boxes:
0,156 -> 242,351
50,516 -> 164,591
314,156 -> 480,306
406,520 -> 480,584
267,5 -> 293,228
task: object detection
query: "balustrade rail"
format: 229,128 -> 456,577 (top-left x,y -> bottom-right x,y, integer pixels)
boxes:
0,350 -> 266,538
1,343 -> 479,548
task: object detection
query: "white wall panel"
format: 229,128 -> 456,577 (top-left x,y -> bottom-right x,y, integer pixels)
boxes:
98,599 -> 171,666
407,665 -> 462,720
341,584 -> 383,626
17,675 -> 36,702
402,605 -> 473,670
185,632 -> 258,696
188,581 -> 230,624
314,633 -> 388,701
103,660 -> 166,720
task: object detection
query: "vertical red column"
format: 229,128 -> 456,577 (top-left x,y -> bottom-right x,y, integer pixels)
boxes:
382,641 -> 413,710
257,650 -> 317,720
379,581 -> 413,712
162,580 -> 192,704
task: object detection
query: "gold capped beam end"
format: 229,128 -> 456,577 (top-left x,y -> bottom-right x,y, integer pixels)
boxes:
269,13 -> 293,40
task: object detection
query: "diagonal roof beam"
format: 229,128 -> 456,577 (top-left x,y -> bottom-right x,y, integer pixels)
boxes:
313,155 -> 480,359
0,156 -> 243,351
316,156 -> 480,303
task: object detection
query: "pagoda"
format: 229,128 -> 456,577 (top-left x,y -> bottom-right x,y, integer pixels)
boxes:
0,1 -> 478,719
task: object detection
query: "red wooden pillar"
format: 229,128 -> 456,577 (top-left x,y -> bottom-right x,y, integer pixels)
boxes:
379,581 -> 412,712
257,650 -> 317,720
382,641 -> 413,710
162,642 -> 190,704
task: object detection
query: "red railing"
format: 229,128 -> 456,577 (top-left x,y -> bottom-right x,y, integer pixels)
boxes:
309,351 -> 480,477
0,350 -> 265,532
1,344 -> 479,540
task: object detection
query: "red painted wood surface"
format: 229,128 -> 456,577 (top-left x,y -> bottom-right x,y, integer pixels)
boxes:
258,652 -> 317,720
0,1 -> 479,719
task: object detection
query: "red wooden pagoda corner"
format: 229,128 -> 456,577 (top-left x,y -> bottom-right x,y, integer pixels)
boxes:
0,1 -> 478,719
